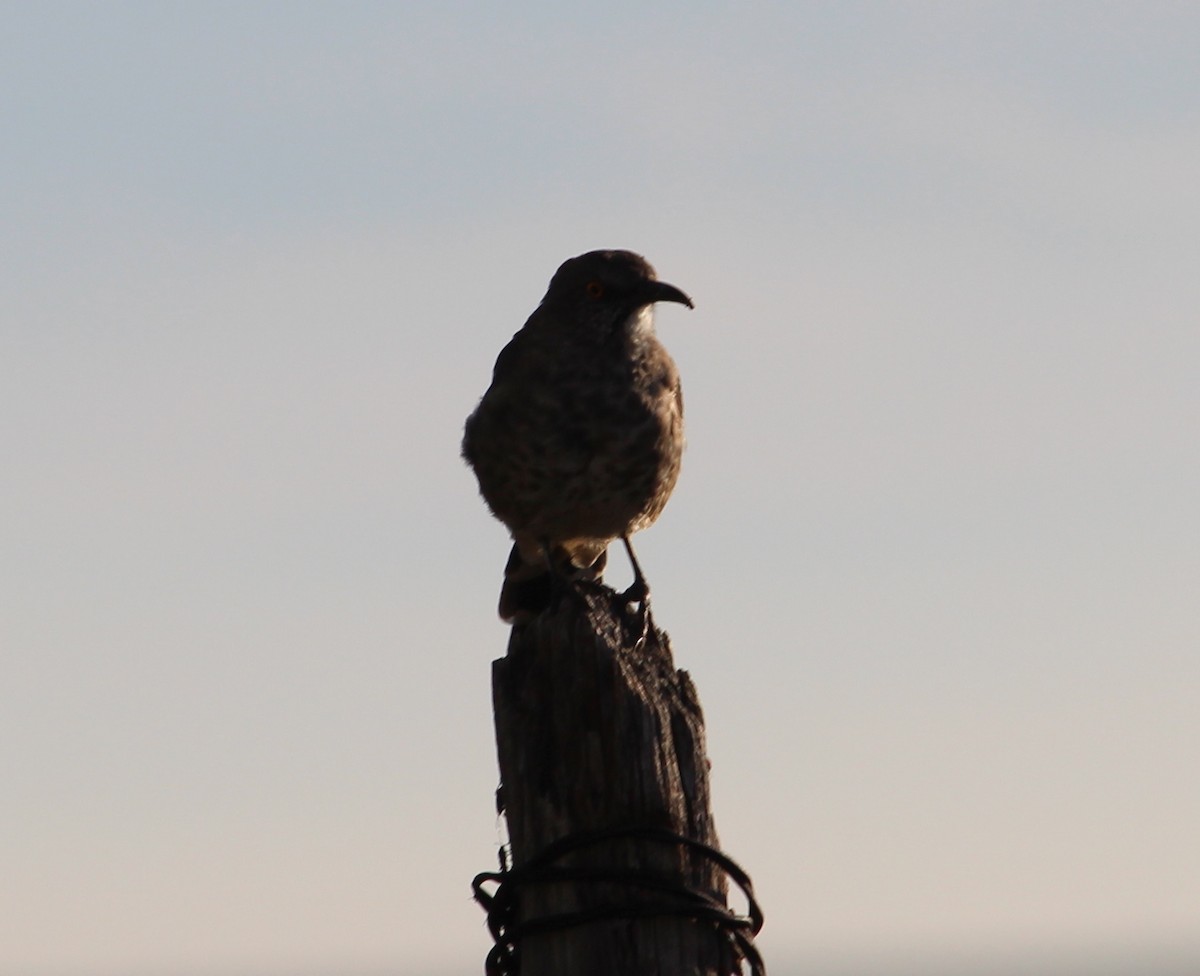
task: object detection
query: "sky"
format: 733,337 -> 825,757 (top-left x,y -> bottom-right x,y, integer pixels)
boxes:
3,3 -> 1199,975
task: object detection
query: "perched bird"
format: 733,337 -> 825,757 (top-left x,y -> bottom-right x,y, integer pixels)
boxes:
463,249 -> 693,623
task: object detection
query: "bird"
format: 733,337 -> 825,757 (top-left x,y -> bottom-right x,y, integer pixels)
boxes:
462,249 -> 693,623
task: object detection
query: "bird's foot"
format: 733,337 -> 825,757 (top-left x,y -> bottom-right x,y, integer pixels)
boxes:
618,577 -> 648,607
617,535 -> 655,646
619,580 -> 654,646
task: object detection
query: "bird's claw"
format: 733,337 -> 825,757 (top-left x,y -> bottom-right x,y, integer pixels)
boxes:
619,577 -> 648,607
619,581 -> 653,646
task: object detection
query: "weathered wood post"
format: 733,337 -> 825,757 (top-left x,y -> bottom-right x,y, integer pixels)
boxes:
474,585 -> 763,976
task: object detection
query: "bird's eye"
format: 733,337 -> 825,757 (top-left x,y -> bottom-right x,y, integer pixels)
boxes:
585,280 -> 605,299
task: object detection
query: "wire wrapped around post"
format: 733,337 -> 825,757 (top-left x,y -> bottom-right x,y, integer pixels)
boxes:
473,825 -> 765,976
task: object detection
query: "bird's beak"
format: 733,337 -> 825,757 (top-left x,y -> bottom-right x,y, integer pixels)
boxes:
643,280 -> 694,310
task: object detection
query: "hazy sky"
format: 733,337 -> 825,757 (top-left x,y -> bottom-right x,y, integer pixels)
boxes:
3,4 -> 1198,975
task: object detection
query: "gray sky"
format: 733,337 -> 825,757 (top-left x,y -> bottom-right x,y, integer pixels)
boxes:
3,4 -> 1198,975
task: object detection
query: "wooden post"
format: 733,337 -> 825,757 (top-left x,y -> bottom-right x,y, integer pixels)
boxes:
483,584 -> 759,976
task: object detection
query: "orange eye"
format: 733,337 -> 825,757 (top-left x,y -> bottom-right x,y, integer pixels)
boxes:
585,280 -> 605,299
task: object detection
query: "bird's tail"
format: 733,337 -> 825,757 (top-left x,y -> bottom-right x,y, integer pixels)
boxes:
498,542 -> 607,623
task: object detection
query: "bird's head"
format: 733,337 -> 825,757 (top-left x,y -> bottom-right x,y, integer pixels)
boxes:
540,250 -> 693,339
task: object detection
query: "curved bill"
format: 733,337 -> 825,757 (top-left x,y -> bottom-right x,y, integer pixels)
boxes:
643,280 -> 694,310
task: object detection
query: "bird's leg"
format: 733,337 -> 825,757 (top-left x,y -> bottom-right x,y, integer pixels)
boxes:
619,535 -> 654,639
619,536 -> 649,603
